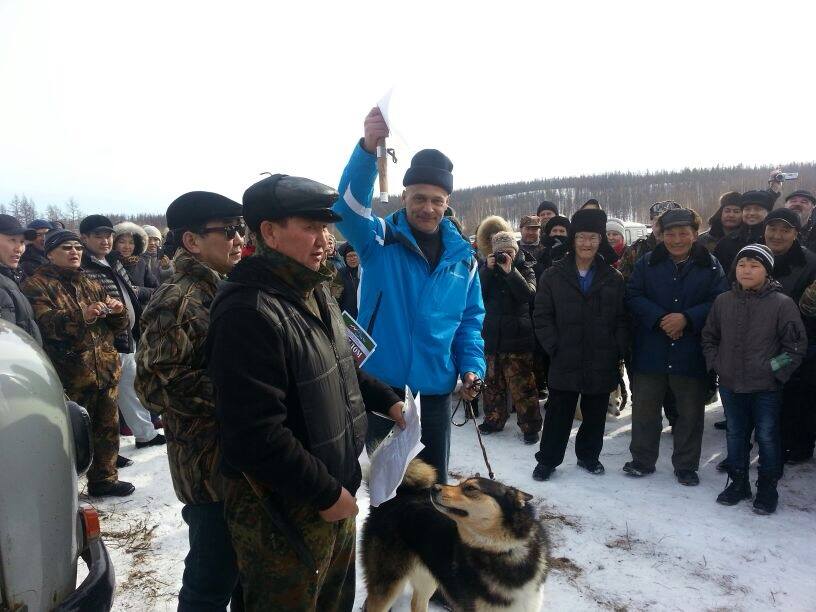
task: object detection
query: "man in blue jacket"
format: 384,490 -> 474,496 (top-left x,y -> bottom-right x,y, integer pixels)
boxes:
333,107 -> 486,483
624,208 -> 728,486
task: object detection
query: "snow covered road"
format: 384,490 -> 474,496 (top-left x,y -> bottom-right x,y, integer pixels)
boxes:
80,399 -> 816,611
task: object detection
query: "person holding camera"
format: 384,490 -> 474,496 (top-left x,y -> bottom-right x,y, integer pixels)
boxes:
532,209 -> 629,480
476,222 -> 541,444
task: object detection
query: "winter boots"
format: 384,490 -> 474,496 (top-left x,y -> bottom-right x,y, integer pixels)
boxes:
752,475 -> 779,515
716,469 -> 752,505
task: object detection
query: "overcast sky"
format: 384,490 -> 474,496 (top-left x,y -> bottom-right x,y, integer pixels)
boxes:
1,0 -> 814,215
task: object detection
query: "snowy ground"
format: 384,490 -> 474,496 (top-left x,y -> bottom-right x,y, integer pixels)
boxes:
79,398 -> 816,611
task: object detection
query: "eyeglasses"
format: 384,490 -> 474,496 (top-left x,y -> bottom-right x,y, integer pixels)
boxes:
575,235 -> 601,245
198,224 -> 246,240
60,244 -> 84,252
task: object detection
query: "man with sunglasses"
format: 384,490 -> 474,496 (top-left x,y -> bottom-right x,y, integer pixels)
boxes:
80,215 -> 165,451
22,230 -> 133,497
135,192 -> 245,611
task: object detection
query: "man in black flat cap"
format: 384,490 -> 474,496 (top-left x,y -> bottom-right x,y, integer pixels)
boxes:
206,174 -> 405,611
136,192 -> 245,612
0,214 -> 42,343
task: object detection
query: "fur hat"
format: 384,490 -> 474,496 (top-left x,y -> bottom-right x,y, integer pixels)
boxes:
113,221 -> 149,256
491,231 -> 518,255
570,208 -> 607,238
143,225 -> 163,244
740,190 -> 775,212
476,215 -> 512,257
543,215 -> 570,236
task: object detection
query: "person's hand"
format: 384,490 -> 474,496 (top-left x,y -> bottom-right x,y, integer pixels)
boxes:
363,107 -> 389,155
387,401 -> 406,429
485,253 -> 496,270
319,487 -> 359,522
105,297 -> 124,314
497,252 -> 512,274
660,313 -> 687,339
769,168 -> 783,192
83,302 -> 106,322
460,372 -> 480,401
159,255 -> 171,269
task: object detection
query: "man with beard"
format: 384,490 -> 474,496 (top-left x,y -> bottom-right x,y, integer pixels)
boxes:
785,189 -> 816,252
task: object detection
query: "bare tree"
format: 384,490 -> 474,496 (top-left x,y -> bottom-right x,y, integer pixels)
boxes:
18,196 -> 38,225
46,204 -> 65,226
0,203 -> 7,216
65,198 -> 82,230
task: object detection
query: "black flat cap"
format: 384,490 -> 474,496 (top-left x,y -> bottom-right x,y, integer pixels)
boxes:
166,191 -> 243,231
79,215 -> 115,234
243,174 -> 341,232
785,190 -> 816,206
765,208 -> 802,231
0,214 -> 27,236
660,208 -> 697,230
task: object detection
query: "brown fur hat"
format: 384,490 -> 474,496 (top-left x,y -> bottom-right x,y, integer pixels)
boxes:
475,215 -> 512,257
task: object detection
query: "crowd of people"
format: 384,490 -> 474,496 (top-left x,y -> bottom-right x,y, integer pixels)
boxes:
0,106 -> 814,611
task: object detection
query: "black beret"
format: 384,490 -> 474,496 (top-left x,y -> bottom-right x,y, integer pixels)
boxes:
740,190 -> 775,212
165,191 -> 242,231
403,149 -> 454,194
79,215 -> 114,234
765,207 -> 802,231
242,174 -> 341,232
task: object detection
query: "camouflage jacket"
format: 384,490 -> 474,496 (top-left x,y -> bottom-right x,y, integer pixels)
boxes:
619,232 -> 657,282
135,251 -> 226,504
22,264 -> 127,395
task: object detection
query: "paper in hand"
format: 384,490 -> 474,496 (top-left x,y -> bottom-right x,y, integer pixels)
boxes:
368,387 -> 424,507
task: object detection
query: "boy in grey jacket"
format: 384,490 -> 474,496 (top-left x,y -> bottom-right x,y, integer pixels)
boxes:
702,244 -> 806,514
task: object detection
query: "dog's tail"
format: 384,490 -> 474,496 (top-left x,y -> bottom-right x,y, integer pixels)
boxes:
400,458 -> 437,491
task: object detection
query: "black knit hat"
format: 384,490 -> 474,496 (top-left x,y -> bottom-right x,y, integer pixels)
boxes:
79,215 -> 114,234
166,191 -> 243,231
736,244 -> 774,276
570,208 -> 607,238
44,230 -> 82,254
765,207 -> 802,231
740,190 -> 775,212
785,190 -> 816,206
537,200 -> 558,216
543,215 -> 570,236
403,149 -> 453,194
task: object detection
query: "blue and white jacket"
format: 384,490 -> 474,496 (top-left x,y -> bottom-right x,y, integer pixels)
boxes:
333,142 -> 486,395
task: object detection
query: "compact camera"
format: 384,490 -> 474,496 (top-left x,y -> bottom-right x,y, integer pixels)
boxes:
98,305 -> 112,316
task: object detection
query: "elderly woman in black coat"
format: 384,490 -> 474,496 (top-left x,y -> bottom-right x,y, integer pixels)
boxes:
532,209 -> 629,481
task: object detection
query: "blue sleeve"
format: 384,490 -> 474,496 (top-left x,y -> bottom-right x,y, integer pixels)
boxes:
683,261 -> 728,333
333,141 -> 385,263
626,256 -> 667,331
452,262 -> 486,378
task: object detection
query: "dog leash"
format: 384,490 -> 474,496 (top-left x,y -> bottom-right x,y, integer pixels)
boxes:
451,379 -> 495,480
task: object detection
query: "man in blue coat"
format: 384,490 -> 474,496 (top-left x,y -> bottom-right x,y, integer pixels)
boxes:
624,208 -> 728,486
333,107 -> 486,483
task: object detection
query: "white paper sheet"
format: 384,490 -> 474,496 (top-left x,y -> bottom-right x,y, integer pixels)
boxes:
368,387 -> 424,507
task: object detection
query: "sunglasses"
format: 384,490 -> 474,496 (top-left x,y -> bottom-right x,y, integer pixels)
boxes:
198,224 -> 246,240
60,244 -> 84,252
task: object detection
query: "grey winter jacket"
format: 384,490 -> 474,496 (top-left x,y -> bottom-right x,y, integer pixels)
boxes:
702,281 -> 806,393
143,251 -> 174,284
0,266 -> 42,345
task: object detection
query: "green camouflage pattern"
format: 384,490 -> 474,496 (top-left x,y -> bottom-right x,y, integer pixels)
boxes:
482,352 -> 543,434
618,233 -> 658,281
135,251 -> 226,504
800,280 -> 816,318
22,263 -> 127,394
75,385 -> 120,485
224,478 -> 356,612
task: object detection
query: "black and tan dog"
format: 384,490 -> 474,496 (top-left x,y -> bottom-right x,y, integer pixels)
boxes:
362,460 -> 549,611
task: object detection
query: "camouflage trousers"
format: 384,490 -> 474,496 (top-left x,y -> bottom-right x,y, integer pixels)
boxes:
224,478 -> 356,612
71,386 -> 120,485
482,352 -> 543,434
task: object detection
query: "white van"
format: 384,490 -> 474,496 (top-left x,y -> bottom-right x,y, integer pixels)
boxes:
621,221 -> 650,246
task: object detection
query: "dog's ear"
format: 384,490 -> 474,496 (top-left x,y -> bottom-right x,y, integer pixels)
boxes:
511,489 -> 533,508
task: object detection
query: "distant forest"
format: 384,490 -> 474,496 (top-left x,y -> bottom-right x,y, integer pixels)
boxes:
4,162 -> 814,233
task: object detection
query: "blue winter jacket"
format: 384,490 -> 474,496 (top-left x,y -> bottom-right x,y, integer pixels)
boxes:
626,242 -> 727,378
333,142 -> 486,395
